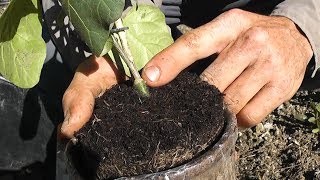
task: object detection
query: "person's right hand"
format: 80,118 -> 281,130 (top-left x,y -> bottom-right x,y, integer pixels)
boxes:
61,56 -> 124,138
141,9 -> 313,128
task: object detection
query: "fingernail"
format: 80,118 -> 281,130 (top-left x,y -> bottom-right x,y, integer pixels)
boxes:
144,66 -> 160,82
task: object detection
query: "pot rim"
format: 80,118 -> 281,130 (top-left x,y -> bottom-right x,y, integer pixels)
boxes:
57,107 -> 238,180
119,108 -> 238,179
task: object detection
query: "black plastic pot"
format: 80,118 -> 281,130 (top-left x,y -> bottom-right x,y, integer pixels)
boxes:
0,78 -> 55,171
57,108 -> 237,180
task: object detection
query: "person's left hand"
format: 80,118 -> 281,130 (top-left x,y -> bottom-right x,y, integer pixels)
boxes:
61,55 -> 124,138
142,9 -> 313,127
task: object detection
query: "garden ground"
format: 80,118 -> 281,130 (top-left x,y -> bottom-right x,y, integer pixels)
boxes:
236,88 -> 320,179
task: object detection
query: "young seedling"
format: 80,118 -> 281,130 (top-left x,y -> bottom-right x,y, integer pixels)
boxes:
111,18 -> 150,96
0,0 -> 173,97
308,102 -> 320,133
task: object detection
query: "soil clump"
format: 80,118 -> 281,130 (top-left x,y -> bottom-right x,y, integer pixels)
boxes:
70,73 -> 226,180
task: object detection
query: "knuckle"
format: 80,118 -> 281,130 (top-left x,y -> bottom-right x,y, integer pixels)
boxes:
222,8 -> 246,19
180,32 -> 201,50
181,32 -> 199,48
219,8 -> 251,27
261,55 -> 279,70
245,27 -> 269,45
224,93 -> 241,113
266,81 -> 293,101
200,71 -> 220,87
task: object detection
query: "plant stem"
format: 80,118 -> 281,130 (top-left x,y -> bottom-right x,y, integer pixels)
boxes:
112,18 -> 150,97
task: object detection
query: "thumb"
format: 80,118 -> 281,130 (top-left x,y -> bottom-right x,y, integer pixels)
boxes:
61,56 -> 122,138
142,9 -> 252,87
61,87 -> 95,138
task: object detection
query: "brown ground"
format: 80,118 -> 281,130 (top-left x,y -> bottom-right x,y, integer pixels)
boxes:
236,89 -> 320,180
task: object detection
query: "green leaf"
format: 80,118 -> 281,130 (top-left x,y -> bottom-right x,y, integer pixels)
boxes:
60,0 -> 125,56
116,5 -> 174,76
308,117 -> 316,124
312,128 -> 320,133
0,0 -> 46,88
315,103 -> 320,113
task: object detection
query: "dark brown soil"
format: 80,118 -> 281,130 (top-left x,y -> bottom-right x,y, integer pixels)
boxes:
236,89 -> 320,180
70,73 -> 226,180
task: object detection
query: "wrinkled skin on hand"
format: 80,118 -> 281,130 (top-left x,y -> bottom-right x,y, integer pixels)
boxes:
141,9 -> 313,128
61,56 -> 124,138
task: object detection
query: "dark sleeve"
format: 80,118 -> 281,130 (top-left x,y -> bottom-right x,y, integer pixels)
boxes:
271,0 -> 320,77
161,0 -> 182,24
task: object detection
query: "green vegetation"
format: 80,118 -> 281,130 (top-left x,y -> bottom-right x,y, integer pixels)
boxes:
0,0 -> 173,96
308,102 -> 320,133
0,0 -> 45,88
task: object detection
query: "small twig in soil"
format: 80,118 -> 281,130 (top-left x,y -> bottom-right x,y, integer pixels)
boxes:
141,111 -> 150,114
278,163 -> 301,172
95,131 -> 108,142
152,118 -> 182,127
103,100 -> 110,107
92,114 -> 102,125
152,141 -> 161,168
114,165 -> 123,176
239,149 -> 260,159
171,148 -> 183,166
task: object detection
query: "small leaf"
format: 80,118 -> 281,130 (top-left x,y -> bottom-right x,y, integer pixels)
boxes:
0,0 -> 46,88
308,117 -> 316,124
116,5 -> 173,76
60,0 -> 125,56
315,103 -> 320,113
312,128 -> 320,133
294,113 -> 307,121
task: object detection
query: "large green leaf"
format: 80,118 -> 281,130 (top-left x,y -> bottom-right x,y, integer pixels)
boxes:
112,5 -> 174,76
0,0 -> 46,88
60,0 -> 125,56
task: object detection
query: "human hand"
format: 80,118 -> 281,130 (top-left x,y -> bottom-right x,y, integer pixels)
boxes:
142,9 -> 313,127
61,56 -> 124,138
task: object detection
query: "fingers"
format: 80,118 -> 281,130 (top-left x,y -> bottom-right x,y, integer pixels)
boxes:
200,26 -> 268,92
61,87 -> 95,138
61,56 -> 123,138
199,25 -> 292,127
236,77 -> 303,128
223,61 -> 270,114
142,9 -> 251,87
236,83 -> 286,127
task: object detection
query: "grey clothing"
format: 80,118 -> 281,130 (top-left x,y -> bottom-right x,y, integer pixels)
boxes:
271,0 -> 320,77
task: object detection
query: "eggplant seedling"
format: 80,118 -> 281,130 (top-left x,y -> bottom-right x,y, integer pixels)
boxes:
111,18 -> 150,96
0,0 -> 173,96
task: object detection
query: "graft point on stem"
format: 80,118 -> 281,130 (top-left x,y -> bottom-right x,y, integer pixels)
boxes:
111,18 -> 150,97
